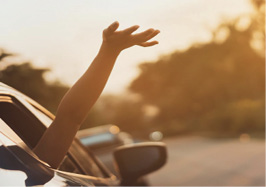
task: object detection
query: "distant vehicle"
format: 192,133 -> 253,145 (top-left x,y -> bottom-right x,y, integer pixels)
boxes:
77,125 -> 134,174
77,125 -> 163,186
78,124 -> 133,151
0,82 -> 167,186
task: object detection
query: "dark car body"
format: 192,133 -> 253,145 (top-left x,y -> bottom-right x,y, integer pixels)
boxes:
0,82 -> 167,186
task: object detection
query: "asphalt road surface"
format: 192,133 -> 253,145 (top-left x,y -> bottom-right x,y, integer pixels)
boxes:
148,136 -> 265,186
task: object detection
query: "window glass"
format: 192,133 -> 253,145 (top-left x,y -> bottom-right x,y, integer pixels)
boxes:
0,118 -> 40,161
0,130 -> 17,147
0,131 -> 59,187
0,118 -> 23,146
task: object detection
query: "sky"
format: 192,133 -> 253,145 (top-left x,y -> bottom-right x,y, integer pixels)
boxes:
0,0 -> 253,94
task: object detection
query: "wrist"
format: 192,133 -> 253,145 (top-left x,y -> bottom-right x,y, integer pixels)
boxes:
100,41 -> 122,56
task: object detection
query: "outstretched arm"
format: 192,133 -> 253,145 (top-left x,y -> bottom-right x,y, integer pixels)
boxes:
33,21 -> 160,169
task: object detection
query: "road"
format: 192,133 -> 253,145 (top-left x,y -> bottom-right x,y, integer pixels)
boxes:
147,136 -> 265,186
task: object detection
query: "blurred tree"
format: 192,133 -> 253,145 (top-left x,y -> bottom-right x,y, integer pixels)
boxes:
129,0 -> 265,137
0,49 -> 68,114
250,0 -> 265,56
82,94 -> 152,138
0,0 -> 264,138
0,49 -> 13,61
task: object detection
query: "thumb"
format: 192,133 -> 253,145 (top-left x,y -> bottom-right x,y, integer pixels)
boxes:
104,21 -> 119,36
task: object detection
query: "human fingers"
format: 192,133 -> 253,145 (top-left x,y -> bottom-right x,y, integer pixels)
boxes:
145,30 -> 160,41
122,25 -> 140,34
103,21 -> 119,36
133,28 -> 155,39
138,40 -> 159,47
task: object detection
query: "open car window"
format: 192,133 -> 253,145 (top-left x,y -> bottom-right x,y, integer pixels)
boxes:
28,100 -> 108,177
0,94 -> 109,178
0,95 -> 45,148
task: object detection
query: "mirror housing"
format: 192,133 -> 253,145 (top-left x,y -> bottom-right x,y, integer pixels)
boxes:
113,142 -> 167,184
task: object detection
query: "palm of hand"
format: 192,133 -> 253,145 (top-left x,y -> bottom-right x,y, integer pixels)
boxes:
103,21 -> 160,51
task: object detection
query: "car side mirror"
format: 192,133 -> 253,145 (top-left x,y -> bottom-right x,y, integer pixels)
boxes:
113,142 -> 167,185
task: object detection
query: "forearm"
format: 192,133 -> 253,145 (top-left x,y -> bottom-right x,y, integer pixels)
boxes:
33,43 -> 121,168
56,43 -> 120,124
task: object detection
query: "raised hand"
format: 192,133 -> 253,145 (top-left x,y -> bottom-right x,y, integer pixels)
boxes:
102,21 -> 160,52
33,21 -> 159,169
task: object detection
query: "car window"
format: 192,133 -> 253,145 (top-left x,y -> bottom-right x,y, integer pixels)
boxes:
0,95 -> 45,148
28,101 -> 108,177
23,95 -> 113,178
0,95 -> 109,178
